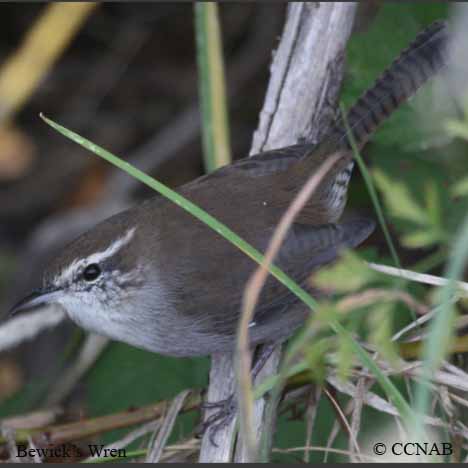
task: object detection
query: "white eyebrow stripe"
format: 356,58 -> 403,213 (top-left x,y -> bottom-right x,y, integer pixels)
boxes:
58,227 -> 137,282
86,227 -> 136,265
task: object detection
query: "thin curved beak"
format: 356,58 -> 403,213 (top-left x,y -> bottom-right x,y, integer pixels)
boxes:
9,287 -> 61,317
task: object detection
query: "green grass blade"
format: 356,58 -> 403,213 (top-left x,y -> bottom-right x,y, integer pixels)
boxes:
412,213 -> 468,437
194,3 -> 231,172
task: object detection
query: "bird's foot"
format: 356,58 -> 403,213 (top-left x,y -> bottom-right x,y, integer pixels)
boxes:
196,344 -> 276,446
197,394 -> 237,447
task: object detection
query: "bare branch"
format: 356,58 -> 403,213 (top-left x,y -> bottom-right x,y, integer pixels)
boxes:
0,306 -> 65,353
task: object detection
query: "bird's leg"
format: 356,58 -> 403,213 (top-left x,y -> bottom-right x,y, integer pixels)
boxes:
251,343 -> 277,379
198,343 -> 277,446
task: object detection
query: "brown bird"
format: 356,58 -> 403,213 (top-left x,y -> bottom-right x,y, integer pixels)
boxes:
10,22 -> 447,361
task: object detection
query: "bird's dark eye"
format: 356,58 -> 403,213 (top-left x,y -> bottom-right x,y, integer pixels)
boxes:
83,264 -> 101,282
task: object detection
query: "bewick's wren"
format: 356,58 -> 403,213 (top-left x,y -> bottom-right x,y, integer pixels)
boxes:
10,22 -> 447,358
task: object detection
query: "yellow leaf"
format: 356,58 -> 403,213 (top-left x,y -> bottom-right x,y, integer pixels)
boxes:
0,3 -> 97,123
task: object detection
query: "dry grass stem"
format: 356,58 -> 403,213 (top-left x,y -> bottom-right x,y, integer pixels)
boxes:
1,408 -> 62,431
349,377 -> 365,462
336,288 -> 429,316
303,386 -> 321,463
237,153 -> 343,459
27,436 -> 42,463
368,262 -> 468,293
158,438 -> 200,462
1,425 -> 18,463
392,311 -> 435,341
84,420 -> 161,463
146,390 -> 191,462
323,386 -> 361,459
327,373 -> 468,440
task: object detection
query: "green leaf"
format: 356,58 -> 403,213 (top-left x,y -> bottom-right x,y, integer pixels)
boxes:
451,176 -> 468,198
445,118 -> 468,142
424,182 -> 442,229
312,250 -> 377,293
367,302 -> 399,365
373,169 -> 427,225
336,331 -> 354,382
401,230 -> 441,249
305,337 -> 332,384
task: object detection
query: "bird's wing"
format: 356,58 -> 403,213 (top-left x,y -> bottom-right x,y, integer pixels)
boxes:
182,218 -> 374,338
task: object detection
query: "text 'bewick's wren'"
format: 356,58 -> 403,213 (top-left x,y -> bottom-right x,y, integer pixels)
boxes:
10,21 -> 447,358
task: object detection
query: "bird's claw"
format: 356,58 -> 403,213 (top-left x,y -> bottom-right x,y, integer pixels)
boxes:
197,394 -> 237,447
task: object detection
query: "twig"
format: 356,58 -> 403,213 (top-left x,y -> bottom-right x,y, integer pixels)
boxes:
349,377 -> 365,462
0,390 -> 202,447
323,386 -> 361,457
303,385 -> 321,463
146,390 -> 190,462
158,438 -> 200,463
336,288 -> 430,316
84,420 -> 160,463
368,262 -> 468,293
326,374 -> 468,440
1,408 -> 62,431
392,310 -> 435,342
323,404 -> 345,463
1,425 -> 19,463
27,436 -> 43,463
0,305 -> 65,352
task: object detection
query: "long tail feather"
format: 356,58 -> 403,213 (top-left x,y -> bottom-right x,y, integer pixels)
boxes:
336,20 -> 448,148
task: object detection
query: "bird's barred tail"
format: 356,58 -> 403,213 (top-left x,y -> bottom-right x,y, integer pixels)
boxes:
335,20 -> 448,149
318,20 -> 449,220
